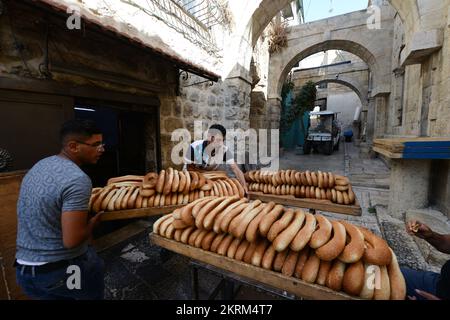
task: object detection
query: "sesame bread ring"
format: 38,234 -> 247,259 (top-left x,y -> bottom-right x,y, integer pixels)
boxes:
195,196 -> 227,229
226,238 -> 242,259
243,241 -> 259,265
259,204 -> 284,237
156,170 -> 166,194
171,170 -> 180,193
190,171 -> 199,191
301,252 -> 321,284
316,260 -> 333,286
231,203 -> 267,240
213,198 -> 249,233
245,201 -> 276,243
359,227 -> 392,266
187,228 -> 203,247
273,209 -> 306,252
338,221 -> 365,264
360,263 -> 376,300
153,214 -> 172,234
251,239 -> 270,267
281,250 -> 300,277
273,250 -> 289,272
194,229 -> 209,248
305,171 -> 313,186
318,171 -> 324,188
234,240 -> 251,262
342,261 -> 365,297
309,214 -> 333,249
294,247 -> 310,278
143,172 -> 158,189
326,260 -> 347,292
178,171 -> 187,193
183,170 -> 191,194
210,233 -> 227,253
203,196 -> 240,230
230,178 -> 245,198
290,212 -> 317,252
197,172 -> 206,189
323,172 -> 329,189
311,172 -> 318,187
228,200 -> 263,236
315,221 -> 347,261
328,172 -> 335,188
300,172 -> 308,186
261,245 -> 277,270
201,231 -> 218,251
374,266 -> 391,300
387,248 -> 407,300
331,189 -> 337,203
219,202 -> 250,234
336,190 -> 344,204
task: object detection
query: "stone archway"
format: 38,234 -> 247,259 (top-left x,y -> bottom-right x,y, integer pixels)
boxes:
314,78 -> 368,108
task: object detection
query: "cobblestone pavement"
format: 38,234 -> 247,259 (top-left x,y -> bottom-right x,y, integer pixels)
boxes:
100,141 -> 448,299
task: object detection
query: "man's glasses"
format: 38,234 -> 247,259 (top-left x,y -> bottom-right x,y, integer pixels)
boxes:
75,141 -> 105,150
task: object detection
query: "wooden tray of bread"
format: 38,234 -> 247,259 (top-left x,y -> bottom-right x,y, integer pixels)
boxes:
150,197 -> 406,301
248,192 -> 361,216
150,233 -> 358,300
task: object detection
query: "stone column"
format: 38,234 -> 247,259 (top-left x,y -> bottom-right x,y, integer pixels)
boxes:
388,159 -> 432,219
366,97 -> 376,144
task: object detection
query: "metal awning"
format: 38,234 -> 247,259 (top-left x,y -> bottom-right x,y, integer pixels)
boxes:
32,0 -> 221,82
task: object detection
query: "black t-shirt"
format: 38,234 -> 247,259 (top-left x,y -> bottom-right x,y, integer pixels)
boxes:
437,260 -> 450,299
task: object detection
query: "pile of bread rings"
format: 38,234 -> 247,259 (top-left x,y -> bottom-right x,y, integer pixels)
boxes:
246,170 -> 356,205
154,196 -> 406,300
88,169 -> 245,213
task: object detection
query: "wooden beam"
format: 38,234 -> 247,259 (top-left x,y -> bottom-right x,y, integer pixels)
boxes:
247,192 -> 362,216
100,205 -> 181,222
150,234 -> 359,300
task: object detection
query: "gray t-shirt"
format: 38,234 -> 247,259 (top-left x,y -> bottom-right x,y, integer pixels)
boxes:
16,155 -> 92,263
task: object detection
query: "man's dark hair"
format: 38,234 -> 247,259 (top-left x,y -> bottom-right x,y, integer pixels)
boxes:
60,119 -> 102,145
209,124 -> 226,138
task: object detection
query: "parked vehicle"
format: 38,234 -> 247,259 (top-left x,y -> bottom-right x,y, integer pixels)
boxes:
303,111 -> 341,155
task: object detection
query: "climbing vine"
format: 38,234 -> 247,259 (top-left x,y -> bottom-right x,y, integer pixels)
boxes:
280,81 -> 317,135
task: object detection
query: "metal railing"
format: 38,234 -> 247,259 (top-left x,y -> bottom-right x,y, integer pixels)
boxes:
119,0 -> 224,56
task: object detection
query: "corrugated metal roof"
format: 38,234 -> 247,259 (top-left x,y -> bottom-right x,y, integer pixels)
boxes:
33,0 -> 221,82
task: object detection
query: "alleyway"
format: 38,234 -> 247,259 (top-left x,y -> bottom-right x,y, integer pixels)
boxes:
99,142 -> 450,299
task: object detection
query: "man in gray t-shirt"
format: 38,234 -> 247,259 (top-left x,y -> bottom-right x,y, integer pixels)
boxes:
15,119 -> 105,300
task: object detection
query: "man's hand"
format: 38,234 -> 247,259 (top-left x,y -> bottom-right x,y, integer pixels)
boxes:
408,290 -> 441,300
406,220 -> 433,240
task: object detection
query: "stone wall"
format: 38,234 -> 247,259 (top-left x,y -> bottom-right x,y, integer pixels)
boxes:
0,1 -> 178,171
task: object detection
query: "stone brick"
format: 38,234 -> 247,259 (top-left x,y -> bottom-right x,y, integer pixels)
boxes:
164,118 -> 184,133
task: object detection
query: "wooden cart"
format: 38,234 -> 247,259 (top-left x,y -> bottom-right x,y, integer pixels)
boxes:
150,233 -> 359,300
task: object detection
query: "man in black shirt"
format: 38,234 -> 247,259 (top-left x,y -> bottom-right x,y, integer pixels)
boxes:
402,220 -> 450,300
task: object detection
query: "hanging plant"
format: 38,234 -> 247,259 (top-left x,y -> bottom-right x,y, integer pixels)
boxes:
268,20 -> 288,54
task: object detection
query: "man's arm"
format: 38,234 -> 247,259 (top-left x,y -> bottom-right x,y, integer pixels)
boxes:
230,163 -> 248,195
61,211 -> 102,249
407,220 -> 450,254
